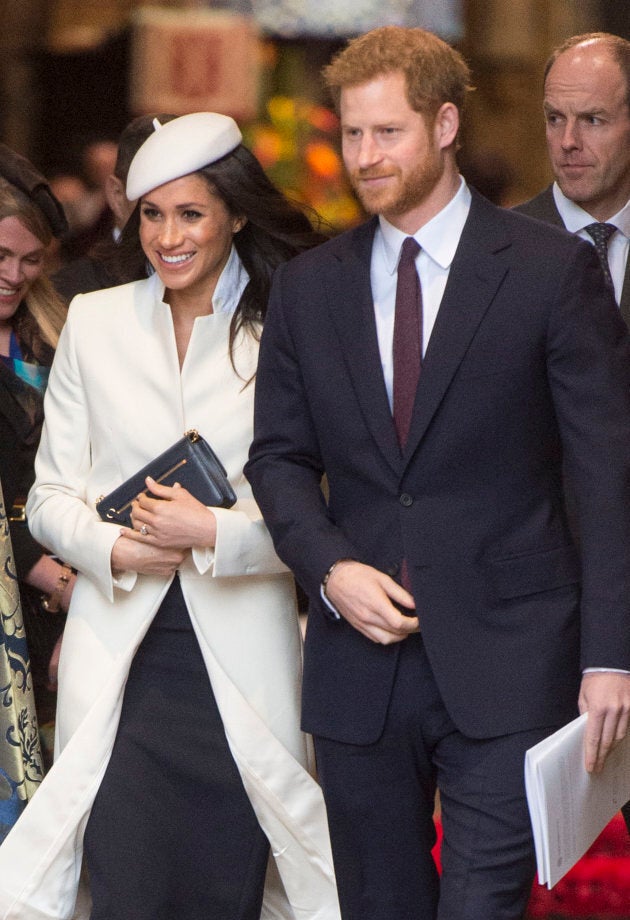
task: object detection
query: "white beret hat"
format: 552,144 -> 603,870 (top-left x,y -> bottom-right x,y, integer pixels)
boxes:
126,112 -> 242,201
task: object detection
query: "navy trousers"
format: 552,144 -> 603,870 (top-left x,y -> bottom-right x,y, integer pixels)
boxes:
84,578 -> 269,920
315,634 -> 559,920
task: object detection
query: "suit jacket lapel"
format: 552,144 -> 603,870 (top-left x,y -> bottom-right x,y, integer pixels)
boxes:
619,252 -> 630,329
403,192 -> 512,462
324,218 -> 403,476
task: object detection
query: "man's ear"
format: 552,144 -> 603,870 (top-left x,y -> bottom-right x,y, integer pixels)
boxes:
104,174 -> 132,230
434,102 -> 460,150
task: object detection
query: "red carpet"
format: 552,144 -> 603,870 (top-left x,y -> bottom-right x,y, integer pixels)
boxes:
432,814 -> 630,918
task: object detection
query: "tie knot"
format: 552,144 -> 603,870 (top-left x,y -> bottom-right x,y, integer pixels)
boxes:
584,222 -> 616,247
400,236 -> 420,265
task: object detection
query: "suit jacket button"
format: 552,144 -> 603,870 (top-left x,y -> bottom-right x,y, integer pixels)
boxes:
387,562 -> 400,576
399,493 -> 413,507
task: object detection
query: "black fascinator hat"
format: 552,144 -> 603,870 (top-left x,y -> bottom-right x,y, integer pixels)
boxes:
0,142 -> 68,238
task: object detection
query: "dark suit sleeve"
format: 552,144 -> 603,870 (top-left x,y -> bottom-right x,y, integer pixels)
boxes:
546,240 -> 630,670
246,262 -> 360,599
0,411 -> 45,580
9,520 -> 45,581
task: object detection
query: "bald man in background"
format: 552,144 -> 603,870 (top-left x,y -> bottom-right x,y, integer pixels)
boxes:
516,31 -> 630,833
515,32 -> 630,324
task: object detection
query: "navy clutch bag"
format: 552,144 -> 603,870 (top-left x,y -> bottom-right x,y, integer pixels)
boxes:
96,429 -> 236,527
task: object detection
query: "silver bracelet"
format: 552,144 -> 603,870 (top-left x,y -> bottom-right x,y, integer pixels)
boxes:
322,558 -> 353,597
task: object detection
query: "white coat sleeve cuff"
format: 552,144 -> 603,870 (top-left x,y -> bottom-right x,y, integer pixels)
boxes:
209,503 -> 288,577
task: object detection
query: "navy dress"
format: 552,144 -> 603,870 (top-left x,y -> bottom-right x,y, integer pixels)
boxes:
84,577 -> 269,920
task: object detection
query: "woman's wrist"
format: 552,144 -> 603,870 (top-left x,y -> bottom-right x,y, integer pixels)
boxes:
41,563 -> 75,613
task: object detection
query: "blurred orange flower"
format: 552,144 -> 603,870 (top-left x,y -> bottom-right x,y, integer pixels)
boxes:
305,141 -> 342,180
243,95 -> 361,232
249,126 -> 284,169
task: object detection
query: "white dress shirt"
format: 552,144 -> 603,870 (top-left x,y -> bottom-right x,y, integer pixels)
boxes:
552,182 -> 630,306
372,176 -> 471,407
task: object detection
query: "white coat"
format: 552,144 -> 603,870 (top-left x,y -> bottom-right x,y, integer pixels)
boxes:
0,262 -> 339,920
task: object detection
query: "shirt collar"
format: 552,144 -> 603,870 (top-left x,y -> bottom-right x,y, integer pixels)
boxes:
151,244 -> 250,315
552,182 -> 630,238
211,245 -> 250,315
378,176 -> 472,273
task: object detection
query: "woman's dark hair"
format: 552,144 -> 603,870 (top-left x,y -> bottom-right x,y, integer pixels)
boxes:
110,144 -> 327,369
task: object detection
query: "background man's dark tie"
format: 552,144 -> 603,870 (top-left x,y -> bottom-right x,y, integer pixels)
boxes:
584,222 -> 616,290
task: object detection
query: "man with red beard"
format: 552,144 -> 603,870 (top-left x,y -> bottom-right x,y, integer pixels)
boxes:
246,26 -> 630,920
515,33 -> 630,326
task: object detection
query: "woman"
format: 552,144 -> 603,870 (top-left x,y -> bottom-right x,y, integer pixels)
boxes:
0,147 -> 75,725
0,113 -> 339,920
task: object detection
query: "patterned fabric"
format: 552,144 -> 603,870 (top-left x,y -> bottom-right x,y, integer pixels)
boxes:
0,330 -> 48,451
0,479 -> 43,843
584,222 -> 616,290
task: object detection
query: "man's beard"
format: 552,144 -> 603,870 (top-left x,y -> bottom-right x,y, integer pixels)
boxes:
349,158 -> 443,219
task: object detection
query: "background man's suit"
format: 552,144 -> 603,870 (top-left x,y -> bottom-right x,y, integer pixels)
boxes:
246,189 -> 630,914
515,186 -> 630,326
515,184 -> 630,837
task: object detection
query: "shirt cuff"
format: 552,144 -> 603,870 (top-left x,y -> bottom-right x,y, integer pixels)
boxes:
192,544 -> 215,575
583,667 -> 630,675
320,584 -> 341,619
112,569 -> 137,592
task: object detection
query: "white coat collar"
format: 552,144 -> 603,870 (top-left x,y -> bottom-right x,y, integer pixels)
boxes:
147,244 -> 250,315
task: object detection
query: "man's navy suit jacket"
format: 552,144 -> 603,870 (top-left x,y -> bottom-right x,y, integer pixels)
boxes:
246,190 -> 630,746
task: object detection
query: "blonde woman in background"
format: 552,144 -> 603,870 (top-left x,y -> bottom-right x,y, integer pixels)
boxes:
0,148 -> 75,725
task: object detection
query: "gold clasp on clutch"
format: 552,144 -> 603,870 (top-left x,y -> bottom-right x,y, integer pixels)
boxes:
112,458 -> 189,517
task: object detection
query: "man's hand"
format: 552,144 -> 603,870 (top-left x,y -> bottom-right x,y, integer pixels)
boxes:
578,671 -> 630,773
325,559 -> 419,644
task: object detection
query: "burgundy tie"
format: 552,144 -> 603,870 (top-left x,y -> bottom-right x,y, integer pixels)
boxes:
393,237 -> 421,596
393,236 -> 422,448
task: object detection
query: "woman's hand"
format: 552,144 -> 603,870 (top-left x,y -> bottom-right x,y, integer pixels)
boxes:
127,477 -> 218,550
26,555 -> 77,613
111,531 -> 187,578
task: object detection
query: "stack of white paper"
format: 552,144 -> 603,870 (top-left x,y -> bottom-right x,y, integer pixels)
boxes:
525,712 -> 630,888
